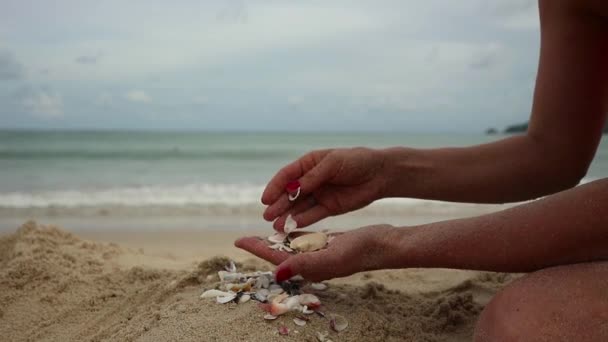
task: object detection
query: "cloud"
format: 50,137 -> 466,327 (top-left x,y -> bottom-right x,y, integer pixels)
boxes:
21,89 -> 64,119
125,90 -> 151,103
0,49 -> 25,80
287,95 -> 304,109
482,0 -> 539,30
75,52 -> 103,65
95,92 -> 113,106
193,95 -> 208,105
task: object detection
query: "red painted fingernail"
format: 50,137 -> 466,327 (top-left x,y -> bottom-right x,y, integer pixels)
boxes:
285,180 -> 300,193
275,266 -> 293,282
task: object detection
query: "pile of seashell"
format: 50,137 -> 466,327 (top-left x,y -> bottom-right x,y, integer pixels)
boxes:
200,258 -> 348,339
267,215 -> 331,253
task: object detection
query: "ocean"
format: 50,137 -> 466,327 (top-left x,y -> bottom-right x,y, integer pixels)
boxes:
1,130 -> 607,230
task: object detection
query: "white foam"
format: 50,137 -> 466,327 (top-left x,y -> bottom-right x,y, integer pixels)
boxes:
0,177 -> 597,210
0,183 -> 265,208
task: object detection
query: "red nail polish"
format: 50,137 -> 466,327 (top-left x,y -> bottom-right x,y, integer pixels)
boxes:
285,180 -> 300,193
275,266 -> 293,282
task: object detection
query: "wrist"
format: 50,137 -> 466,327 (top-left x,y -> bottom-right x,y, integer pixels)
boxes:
377,147 -> 427,199
372,224 -> 417,270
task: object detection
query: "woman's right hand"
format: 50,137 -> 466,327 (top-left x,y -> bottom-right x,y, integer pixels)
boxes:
262,147 -> 390,231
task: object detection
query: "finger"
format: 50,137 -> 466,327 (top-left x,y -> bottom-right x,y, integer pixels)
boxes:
261,160 -> 303,205
297,154 -> 339,198
261,150 -> 332,206
272,196 -> 317,231
234,236 -> 291,265
292,205 -> 331,228
275,249 -> 340,282
263,193 -> 293,222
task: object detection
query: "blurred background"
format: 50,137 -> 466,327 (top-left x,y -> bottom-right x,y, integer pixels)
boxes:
1,0 -> 606,231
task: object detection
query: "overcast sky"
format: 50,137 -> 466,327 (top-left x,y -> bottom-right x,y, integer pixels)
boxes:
0,0 -> 540,132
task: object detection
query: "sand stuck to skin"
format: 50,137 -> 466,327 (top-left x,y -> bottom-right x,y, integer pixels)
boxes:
0,222 -> 517,341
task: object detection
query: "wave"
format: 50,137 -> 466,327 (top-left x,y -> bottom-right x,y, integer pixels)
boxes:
0,149 -> 295,161
0,178 -> 599,210
0,183 -> 471,211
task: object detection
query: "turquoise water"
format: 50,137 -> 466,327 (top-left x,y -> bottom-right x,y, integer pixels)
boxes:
1,130 -> 607,208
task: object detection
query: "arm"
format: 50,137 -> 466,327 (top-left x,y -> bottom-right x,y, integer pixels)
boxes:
384,178 -> 608,272
381,0 -> 608,204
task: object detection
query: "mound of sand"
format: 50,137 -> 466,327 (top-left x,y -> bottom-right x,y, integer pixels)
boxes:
0,222 -> 516,341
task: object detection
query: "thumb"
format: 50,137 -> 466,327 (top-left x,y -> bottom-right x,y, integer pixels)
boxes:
275,249 -> 339,283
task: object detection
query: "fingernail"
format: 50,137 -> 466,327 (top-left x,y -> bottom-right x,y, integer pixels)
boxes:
285,180 -> 300,192
275,266 -> 293,282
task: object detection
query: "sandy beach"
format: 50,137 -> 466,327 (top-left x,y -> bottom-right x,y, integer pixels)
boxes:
0,219 -> 518,342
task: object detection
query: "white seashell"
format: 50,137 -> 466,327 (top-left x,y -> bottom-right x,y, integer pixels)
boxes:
224,260 -> 237,273
302,305 -> 314,315
269,284 -> 284,295
216,293 -> 237,304
253,290 -> 268,302
330,314 -> 348,332
269,243 -> 283,250
268,232 -> 287,244
293,317 -> 307,326
264,314 -> 278,320
298,294 -> 321,308
284,296 -> 302,311
218,270 -> 242,282
311,282 -> 328,291
290,232 -> 328,252
289,275 -> 304,281
316,331 -> 330,342
238,294 -> 251,304
200,289 -> 233,299
255,275 -> 271,289
284,214 -> 298,234
279,244 -> 294,253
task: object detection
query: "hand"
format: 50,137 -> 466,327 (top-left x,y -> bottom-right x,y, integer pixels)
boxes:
234,224 -> 396,282
262,147 -> 389,231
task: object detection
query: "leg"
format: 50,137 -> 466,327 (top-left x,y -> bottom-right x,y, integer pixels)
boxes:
474,261 -> 608,342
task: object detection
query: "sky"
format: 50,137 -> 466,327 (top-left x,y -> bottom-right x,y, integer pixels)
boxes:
0,0 -> 540,132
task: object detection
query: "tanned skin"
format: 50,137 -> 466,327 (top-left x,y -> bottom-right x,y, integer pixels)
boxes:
237,1 -> 608,340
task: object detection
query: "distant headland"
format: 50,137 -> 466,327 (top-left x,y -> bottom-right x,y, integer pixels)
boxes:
486,121 -> 608,135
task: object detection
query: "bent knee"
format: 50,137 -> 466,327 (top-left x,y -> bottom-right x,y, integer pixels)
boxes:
474,263 -> 608,342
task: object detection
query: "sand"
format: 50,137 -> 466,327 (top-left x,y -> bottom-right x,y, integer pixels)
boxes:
0,221 -> 518,341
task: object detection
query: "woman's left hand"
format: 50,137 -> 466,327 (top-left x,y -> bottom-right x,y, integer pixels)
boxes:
234,224 -> 397,282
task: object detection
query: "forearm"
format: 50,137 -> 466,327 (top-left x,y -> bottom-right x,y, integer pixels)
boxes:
383,178 -> 608,272
379,134 -> 586,203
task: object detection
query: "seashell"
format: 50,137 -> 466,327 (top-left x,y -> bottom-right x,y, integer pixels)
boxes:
316,331 -> 330,342
255,275 -> 271,289
298,294 -> 321,308
253,292 -> 267,302
224,260 -> 237,273
329,314 -> 348,332
289,275 -> 304,281
278,325 -> 289,335
264,314 -> 278,320
302,305 -> 314,315
293,317 -> 308,326
290,232 -> 328,252
268,243 -> 283,250
269,284 -> 284,295
311,282 -> 328,291
218,271 -> 242,282
200,289 -> 233,299
284,214 -> 298,234
224,278 -> 254,292
238,294 -> 251,304
268,232 -> 287,244
216,293 -> 237,304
